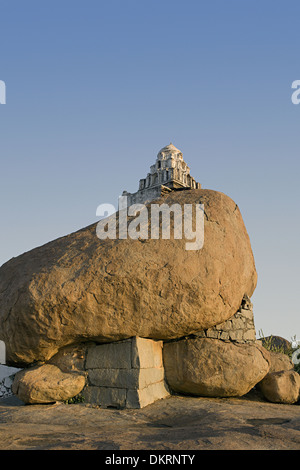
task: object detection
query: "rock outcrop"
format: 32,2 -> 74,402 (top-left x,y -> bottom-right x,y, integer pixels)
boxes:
163,337 -> 270,397
259,336 -> 292,354
0,189 -> 257,366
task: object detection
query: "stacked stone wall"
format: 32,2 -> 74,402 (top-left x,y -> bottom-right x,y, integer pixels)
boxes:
82,337 -> 169,408
195,295 -> 256,344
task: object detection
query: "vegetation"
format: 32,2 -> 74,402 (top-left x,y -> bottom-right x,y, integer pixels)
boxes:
259,329 -> 300,375
293,351 -> 300,375
64,394 -> 85,404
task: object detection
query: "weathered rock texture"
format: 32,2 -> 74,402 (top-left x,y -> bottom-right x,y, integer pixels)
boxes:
12,364 -> 86,404
268,351 -> 294,374
48,343 -> 87,373
1,394 -> 300,450
195,294 -> 256,343
258,370 -> 300,404
0,189 -> 257,366
163,337 -> 270,397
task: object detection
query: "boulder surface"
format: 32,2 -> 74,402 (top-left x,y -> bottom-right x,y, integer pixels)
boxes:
268,351 -> 294,374
163,337 -> 270,397
258,370 -> 300,404
12,364 -> 86,404
0,189 -> 257,365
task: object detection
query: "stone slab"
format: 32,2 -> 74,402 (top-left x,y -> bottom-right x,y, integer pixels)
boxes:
131,337 -> 163,369
85,341 -> 132,369
84,337 -> 168,408
82,386 -> 127,408
239,308 -> 254,320
88,367 -> 164,389
126,381 -> 170,408
83,380 -> 169,409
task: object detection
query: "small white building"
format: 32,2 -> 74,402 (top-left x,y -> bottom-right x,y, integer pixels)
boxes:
122,143 -> 201,205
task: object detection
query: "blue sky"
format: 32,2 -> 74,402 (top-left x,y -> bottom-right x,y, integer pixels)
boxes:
0,0 -> 299,342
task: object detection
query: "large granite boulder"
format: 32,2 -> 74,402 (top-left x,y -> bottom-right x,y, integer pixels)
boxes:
163,337 -> 270,397
0,189 -> 257,366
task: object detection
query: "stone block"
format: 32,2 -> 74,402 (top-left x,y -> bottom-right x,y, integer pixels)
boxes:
229,330 -> 243,341
205,329 -> 219,339
239,308 -> 254,320
138,367 -> 165,388
215,320 -> 231,331
83,380 -> 169,409
231,318 -> 246,330
89,368 -> 139,388
126,381 -> 170,409
88,367 -> 164,389
86,341 -> 132,369
219,331 -> 230,340
84,337 -> 169,408
82,386 -> 127,408
131,337 -> 163,368
243,330 -> 256,342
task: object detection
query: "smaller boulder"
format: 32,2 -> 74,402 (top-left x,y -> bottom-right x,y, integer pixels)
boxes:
12,364 -> 86,404
48,344 -> 87,373
258,370 -> 300,404
163,337 -> 270,397
268,351 -> 294,374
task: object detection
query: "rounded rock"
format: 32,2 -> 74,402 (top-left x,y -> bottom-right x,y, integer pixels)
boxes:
163,337 -> 270,397
12,364 -> 86,404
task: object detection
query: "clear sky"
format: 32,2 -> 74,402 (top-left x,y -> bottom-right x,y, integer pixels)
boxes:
0,0 -> 299,343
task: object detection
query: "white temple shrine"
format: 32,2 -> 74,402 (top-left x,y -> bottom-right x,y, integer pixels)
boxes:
122,143 -> 201,205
